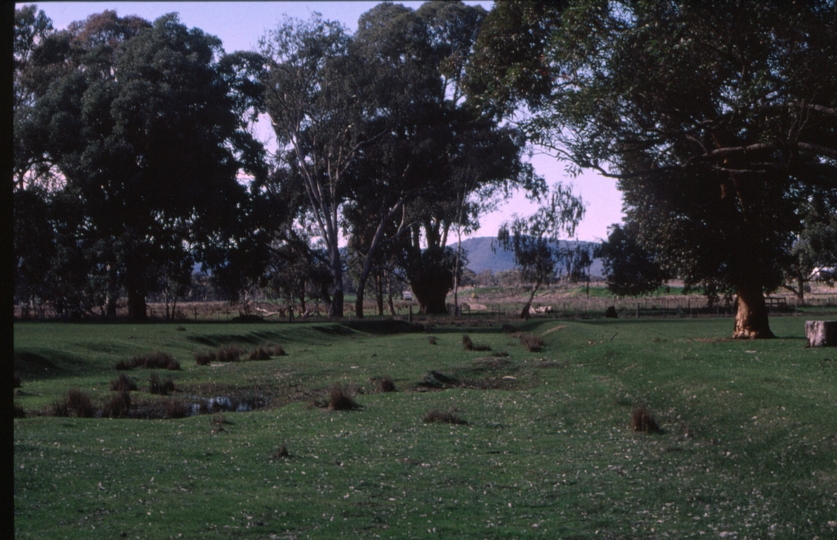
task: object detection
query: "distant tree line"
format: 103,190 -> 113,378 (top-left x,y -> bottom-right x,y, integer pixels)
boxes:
14,1 -> 837,339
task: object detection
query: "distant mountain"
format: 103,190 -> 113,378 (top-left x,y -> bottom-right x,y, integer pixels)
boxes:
455,236 -> 604,277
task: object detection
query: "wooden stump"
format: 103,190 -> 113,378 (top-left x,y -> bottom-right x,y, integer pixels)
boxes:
805,321 -> 837,347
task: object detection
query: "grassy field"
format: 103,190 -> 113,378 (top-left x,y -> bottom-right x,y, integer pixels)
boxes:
13,316 -> 837,539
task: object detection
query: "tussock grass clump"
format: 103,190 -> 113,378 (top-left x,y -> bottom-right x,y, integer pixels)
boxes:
328,385 -> 359,411
249,346 -> 272,361
14,372 -> 21,389
148,373 -> 176,396
462,335 -> 491,352
103,391 -> 131,418
249,343 -> 286,360
110,373 -> 137,392
266,343 -> 286,356
520,332 -> 545,352
52,389 -> 95,418
164,399 -> 188,419
272,444 -> 290,459
423,409 -> 467,425
116,351 -> 180,371
378,376 -> 396,393
194,351 -> 214,366
216,344 -> 247,362
631,404 -> 661,433
14,403 -> 25,418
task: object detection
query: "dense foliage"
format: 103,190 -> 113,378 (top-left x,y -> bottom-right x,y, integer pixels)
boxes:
469,0 -> 837,338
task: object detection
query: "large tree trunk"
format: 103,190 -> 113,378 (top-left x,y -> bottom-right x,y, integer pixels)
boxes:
520,280 -> 542,320
328,248 -> 344,319
733,281 -> 774,339
127,287 -> 147,321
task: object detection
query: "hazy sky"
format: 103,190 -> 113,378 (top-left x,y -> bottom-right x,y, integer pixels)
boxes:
20,1 -> 625,242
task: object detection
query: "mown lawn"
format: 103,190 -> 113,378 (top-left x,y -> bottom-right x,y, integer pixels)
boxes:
13,316 -> 837,539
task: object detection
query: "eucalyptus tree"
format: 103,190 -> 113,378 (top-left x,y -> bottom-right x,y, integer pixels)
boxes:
471,0 -> 837,338
15,11 -> 267,319
260,14 -> 379,318
596,223 -> 669,298
346,1 -> 544,315
497,185 -> 585,319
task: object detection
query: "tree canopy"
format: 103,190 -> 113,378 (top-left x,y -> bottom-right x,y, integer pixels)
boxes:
14,9 -> 267,319
470,0 -> 837,338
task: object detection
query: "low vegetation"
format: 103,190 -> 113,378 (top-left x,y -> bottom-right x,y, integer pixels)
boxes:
13,316 -> 837,538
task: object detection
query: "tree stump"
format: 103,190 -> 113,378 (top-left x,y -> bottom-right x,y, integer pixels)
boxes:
805,321 -> 837,347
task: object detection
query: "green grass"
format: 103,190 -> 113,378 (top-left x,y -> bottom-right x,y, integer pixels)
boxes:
14,317 -> 837,538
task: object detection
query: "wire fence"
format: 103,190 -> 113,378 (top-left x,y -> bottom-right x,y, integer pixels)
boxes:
13,295 -> 837,322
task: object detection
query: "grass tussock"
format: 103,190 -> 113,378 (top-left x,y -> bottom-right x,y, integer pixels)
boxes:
116,351 -> 180,371
51,389 -> 95,418
14,403 -> 25,418
148,373 -> 176,396
520,332 -> 545,352
328,385 -> 359,411
216,344 -> 247,362
423,409 -> 467,425
631,404 -> 661,433
378,376 -> 396,393
110,373 -> 137,392
102,391 -> 131,418
462,335 -> 491,352
164,399 -> 188,419
197,343 -> 285,364
272,444 -> 290,459
194,351 -> 214,366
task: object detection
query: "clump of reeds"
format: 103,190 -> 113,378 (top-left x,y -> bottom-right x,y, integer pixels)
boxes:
215,344 -> 247,362
378,376 -> 396,393
519,332 -> 545,352
102,391 -> 131,418
164,399 -> 188,419
631,404 -> 661,433
423,409 -> 467,425
462,335 -> 491,352
194,351 -> 214,366
328,385 -> 359,411
148,373 -> 176,396
51,389 -> 95,418
110,373 -> 137,392
115,351 -> 180,371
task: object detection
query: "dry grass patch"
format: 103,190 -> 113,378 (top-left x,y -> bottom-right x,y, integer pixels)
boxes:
462,335 -> 491,352
631,404 -> 661,433
116,351 -> 180,371
148,373 -> 176,396
51,389 -> 95,418
110,373 -> 137,392
423,408 -> 467,425
164,399 -> 188,419
102,391 -> 131,418
328,385 -> 359,411
378,376 -> 396,393
520,332 -> 545,352
271,444 -> 290,459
